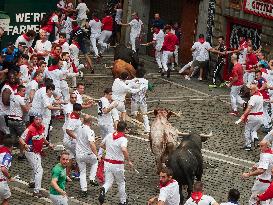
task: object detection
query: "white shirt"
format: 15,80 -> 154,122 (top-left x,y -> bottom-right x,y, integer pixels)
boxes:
76,3 -> 89,20
20,64 -> 30,84
192,41 -> 212,62
15,34 -> 34,48
54,40 -> 70,53
69,43 -> 80,64
63,102 -> 73,122
25,80 -> 39,100
73,90 -> 83,105
0,84 -> 16,115
184,195 -> 217,205
97,97 -> 113,125
76,124 -> 96,156
34,40 -> 52,63
153,29 -> 165,51
41,94 -> 54,124
220,202 -> 239,205
128,19 -> 143,36
103,132 -> 127,161
89,19 -> 102,35
158,180 -> 180,205
64,114 -> 82,142
115,9 -> 123,24
239,48 -> 247,64
248,93 -> 264,114
256,151 -> 273,181
128,78 -> 148,103
112,78 -> 140,102
29,87 -> 46,115
8,94 -> 26,119
44,69 -> 63,90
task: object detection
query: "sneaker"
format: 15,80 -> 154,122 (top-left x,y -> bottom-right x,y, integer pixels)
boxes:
208,84 -> 217,88
80,191 -> 88,197
219,82 -> 226,88
71,172 -> 80,179
243,145 -> 252,151
90,180 -> 99,186
158,69 -> 162,73
90,69 -> 95,74
198,77 -> 203,81
184,75 -> 191,80
119,202 -> 128,205
98,187 -> 105,204
18,155 -> 26,161
171,67 -> 175,71
33,192 -> 44,198
79,71 -> 84,78
228,111 -> 239,116
178,69 -> 183,74
28,182 -> 35,188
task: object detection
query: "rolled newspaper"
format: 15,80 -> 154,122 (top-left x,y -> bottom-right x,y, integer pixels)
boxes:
235,119 -> 242,125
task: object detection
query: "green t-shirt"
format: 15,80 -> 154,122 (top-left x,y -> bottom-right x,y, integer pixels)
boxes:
49,163 -> 66,195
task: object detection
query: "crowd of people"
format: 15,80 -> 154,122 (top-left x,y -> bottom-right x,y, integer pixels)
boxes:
0,0 -> 273,205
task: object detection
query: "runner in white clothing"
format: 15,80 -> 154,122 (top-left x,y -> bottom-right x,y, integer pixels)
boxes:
25,71 -> 43,103
120,12 -> 143,52
15,30 -> 36,49
242,140 -> 273,205
75,0 -> 89,28
87,13 -> 102,58
220,189 -> 240,205
34,31 -> 52,64
112,72 -> 141,121
127,69 -> 150,132
148,168 -> 180,205
98,121 -> 133,205
184,181 -> 219,205
76,115 -> 99,197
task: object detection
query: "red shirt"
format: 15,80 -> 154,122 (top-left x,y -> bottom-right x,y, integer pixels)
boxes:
245,53 -> 258,70
231,63 -> 244,86
257,77 -> 270,100
162,32 -> 179,52
24,123 -> 45,154
102,16 -> 113,31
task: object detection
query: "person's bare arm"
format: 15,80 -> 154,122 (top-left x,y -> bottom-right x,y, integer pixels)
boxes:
66,129 -> 76,139
2,88 -> 11,106
90,141 -> 98,158
51,178 -> 67,196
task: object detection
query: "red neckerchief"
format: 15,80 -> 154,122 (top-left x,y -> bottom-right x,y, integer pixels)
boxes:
198,37 -> 205,44
239,40 -> 248,49
73,41 -> 80,49
159,179 -> 175,188
5,83 -> 19,91
191,192 -> 203,204
154,29 -> 160,34
261,68 -> 268,74
93,17 -> 100,22
22,33 -> 30,41
0,146 -> 11,155
33,78 -> 38,83
135,17 -> 140,21
263,148 -> 273,154
113,132 -> 126,140
70,112 -> 80,119
72,25 -> 80,32
48,64 -> 59,71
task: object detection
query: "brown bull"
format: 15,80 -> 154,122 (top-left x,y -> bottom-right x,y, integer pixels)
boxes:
112,59 -> 136,79
149,108 -> 180,173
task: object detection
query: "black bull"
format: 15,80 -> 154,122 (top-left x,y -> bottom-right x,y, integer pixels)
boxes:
166,133 -> 208,202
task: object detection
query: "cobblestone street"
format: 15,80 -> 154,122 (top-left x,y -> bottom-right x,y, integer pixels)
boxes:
8,54 -> 264,204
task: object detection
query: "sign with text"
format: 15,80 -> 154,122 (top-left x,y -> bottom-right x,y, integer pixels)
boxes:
1,0 -> 56,47
243,0 -> 273,19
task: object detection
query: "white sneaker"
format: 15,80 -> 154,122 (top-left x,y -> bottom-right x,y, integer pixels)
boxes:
178,69 -> 183,74
198,77 -> 203,81
185,75 -> 191,80
79,71 -> 84,78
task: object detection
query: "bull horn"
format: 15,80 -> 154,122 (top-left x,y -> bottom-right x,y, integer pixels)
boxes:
199,131 -> 213,138
177,131 -> 190,136
104,64 -> 113,69
145,110 -> 154,115
170,111 -> 181,117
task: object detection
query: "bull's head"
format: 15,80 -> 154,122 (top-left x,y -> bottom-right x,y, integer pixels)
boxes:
153,108 -> 181,120
177,131 -> 213,142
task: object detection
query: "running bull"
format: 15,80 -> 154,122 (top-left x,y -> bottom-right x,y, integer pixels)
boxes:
167,132 -> 211,202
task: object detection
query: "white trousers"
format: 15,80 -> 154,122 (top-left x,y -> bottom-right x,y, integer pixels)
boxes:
76,154 -> 98,191
162,51 -> 173,72
230,85 -> 245,111
60,80 -> 70,102
244,116 -> 263,147
263,101 -> 272,129
98,30 -> 112,54
130,34 -> 138,52
63,137 -> 76,159
243,72 -> 255,87
0,181 -> 11,200
50,194 -> 68,205
103,162 -> 127,204
249,179 -> 270,205
131,101 -> 150,132
155,50 -> 163,69
179,61 -> 193,74
25,152 -> 43,193
264,129 -> 273,148
90,33 -> 101,57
